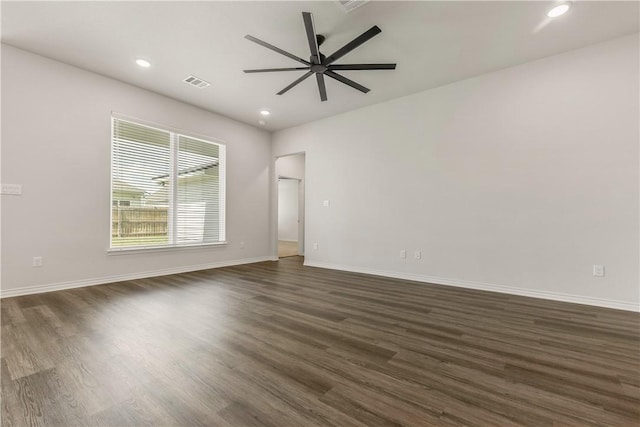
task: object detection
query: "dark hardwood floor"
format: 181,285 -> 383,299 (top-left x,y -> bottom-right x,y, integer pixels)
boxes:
1,257 -> 639,426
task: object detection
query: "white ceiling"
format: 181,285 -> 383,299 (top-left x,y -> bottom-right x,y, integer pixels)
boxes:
2,1 -> 638,131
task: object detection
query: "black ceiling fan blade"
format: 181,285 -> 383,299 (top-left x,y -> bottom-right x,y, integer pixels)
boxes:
302,12 -> 320,64
316,73 -> 328,102
324,26 -> 382,65
329,63 -> 396,71
245,35 -> 310,66
277,71 -> 314,95
325,70 -> 370,93
244,67 -> 310,73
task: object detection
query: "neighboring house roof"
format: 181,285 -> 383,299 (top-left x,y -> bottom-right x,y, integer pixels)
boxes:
112,179 -> 145,199
145,172 -> 218,206
152,161 -> 218,182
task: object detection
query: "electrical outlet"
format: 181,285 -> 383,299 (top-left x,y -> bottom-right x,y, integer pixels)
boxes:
400,250 -> 406,259
313,242 -> 318,250
414,250 -> 421,260
32,256 -> 43,267
593,265 -> 605,277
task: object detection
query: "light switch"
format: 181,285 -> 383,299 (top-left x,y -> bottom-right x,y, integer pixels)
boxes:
323,200 -> 330,207
1,183 -> 22,195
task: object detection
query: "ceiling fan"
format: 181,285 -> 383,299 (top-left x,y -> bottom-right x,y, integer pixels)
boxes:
243,12 -> 396,102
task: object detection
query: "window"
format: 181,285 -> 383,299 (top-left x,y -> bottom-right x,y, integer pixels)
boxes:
110,116 -> 225,250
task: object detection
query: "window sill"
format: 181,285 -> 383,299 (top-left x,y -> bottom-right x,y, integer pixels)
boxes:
107,241 -> 228,255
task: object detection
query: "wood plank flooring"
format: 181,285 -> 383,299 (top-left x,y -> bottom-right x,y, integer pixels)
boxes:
1,257 -> 639,426
278,241 -> 299,258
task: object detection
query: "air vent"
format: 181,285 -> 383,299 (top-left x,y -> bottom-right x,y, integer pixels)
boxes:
183,75 -> 210,88
337,0 -> 370,13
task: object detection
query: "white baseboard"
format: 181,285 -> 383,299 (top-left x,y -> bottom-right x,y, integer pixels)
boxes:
5,257 -> 636,312
303,261 -> 639,312
0,256 -> 273,299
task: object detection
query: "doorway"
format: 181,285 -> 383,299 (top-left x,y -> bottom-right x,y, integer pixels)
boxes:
278,178 -> 299,257
276,153 -> 305,258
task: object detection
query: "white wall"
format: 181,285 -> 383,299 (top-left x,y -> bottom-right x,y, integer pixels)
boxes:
272,34 -> 640,311
1,45 -> 272,296
278,179 -> 299,241
276,153 -> 305,181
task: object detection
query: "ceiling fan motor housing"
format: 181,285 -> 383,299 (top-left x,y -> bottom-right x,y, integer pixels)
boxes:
311,52 -> 327,71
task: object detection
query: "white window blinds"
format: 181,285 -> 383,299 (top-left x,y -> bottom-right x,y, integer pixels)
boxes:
111,117 -> 225,250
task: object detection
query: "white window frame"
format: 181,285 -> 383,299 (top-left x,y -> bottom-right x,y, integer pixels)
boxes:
109,113 -> 226,253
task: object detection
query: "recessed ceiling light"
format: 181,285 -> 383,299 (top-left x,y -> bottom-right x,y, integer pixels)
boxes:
260,110 -> 270,116
547,3 -> 570,18
136,58 -> 151,68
